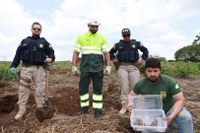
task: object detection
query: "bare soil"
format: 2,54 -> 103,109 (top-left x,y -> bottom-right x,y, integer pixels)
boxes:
0,64 -> 199,133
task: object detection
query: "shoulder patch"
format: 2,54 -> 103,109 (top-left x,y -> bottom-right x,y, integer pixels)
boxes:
22,43 -> 27,47
175,84 -> 179,89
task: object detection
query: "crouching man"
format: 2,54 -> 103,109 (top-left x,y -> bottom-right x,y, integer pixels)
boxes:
128,58 -> 193,133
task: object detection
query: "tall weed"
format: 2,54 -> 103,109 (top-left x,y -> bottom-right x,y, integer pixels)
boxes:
0,61 -> 17,81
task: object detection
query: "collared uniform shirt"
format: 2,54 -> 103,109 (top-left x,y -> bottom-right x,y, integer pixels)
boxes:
74,31 -> 109,72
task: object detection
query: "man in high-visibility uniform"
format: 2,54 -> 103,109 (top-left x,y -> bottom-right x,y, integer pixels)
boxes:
71,20 -> 111,118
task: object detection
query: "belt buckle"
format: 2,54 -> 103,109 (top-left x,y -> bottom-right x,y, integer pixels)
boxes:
120,62 -> 132,65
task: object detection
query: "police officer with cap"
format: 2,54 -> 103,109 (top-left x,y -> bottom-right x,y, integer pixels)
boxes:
10,22 -> 55,120
110,28 -> 149,114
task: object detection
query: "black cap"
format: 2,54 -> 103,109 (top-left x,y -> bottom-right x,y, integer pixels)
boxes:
121,28 -> 131,35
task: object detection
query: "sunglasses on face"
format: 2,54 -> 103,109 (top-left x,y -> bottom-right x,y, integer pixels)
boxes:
90,25 -> 99,28
32,28 -> 41,31
123,34 -> 130,38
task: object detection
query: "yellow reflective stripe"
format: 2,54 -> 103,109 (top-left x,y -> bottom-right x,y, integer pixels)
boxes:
80,93 -> 89,101
83,49 -> 101,52
93,102 -> 103,109
82,46 -> 102,52
83,46 -> 101,49
102,45 -> 109,53
102,44 -> 108,49
74,44 -> 82,52
74,48 -> 81,53
75,44 -> 82,48
82,51 -> 102,55
93,94 -> 103,101
81,101 -> 89,107
102,49 -> 109,53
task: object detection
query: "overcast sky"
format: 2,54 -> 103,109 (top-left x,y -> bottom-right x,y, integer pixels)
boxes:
1,0 -> 200,61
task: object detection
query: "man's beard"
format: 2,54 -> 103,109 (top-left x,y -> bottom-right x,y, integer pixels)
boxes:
147,76 -> 159,83
90,29 -> 97,34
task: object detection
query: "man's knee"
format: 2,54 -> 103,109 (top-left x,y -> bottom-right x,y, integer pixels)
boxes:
178,108 -> 193,122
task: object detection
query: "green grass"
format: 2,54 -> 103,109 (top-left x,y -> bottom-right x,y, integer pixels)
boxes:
139,61 -> 200,78
1,61 -> 200,81
0,61 -> 17,81
54,61 -> 72,69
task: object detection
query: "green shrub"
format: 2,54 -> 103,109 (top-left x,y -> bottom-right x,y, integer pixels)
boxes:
175,62 -> 199,77
138,64 -> 145,73
140,61 -> 200,78
0,61 -> 17,81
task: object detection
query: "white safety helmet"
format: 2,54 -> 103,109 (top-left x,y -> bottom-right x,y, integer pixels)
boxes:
88,19 -> 101,26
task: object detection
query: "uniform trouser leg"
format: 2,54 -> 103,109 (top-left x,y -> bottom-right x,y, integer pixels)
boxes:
44,70 -> 49,102
128,65 -> 140,92
33,66 -> 46,108
15,67 -> 32,119
17,67 -> 32,107
91,71 -> 103,113
118,65 -> 140,104
118,66 -> 129,104
79,72 -> 91,112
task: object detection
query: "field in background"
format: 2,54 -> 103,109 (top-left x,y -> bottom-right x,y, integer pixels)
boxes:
0,61 -> 200,132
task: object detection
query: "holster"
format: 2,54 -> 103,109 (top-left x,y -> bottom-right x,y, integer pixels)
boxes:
113,60 -> 120,70
17,71 -> 21,86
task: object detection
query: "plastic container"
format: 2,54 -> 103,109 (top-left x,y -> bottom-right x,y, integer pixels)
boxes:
130,95 -> 167,132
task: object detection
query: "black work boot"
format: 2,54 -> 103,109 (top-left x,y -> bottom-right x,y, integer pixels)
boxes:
78,107 -> 89,116
94,110 -> 102,118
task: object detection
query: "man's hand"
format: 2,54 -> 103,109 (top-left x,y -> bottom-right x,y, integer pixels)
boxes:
44,58 -> 52,64
104,66 -> 112,75
134,59 -> 145,67
112,59 -> 119,70
71,66 -> 79,76
10,68 -> 16,74
166,115 -> 175,125
127,93 -> 134,113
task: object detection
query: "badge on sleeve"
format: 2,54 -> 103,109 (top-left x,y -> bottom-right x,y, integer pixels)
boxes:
175,84 -> 179,89
132,44 -> 136,48
22,43 -> 27,47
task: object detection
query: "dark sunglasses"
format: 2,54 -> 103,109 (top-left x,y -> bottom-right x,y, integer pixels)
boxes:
123,34 -> 130,38
90,25 -> 99,28
32,28 -> 41,31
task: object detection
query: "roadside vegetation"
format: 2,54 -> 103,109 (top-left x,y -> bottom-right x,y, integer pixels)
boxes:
1,60 -> 200,81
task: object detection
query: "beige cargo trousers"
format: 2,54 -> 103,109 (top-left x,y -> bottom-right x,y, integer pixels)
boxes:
118,64 -> 140,105
18,66 -> 47,108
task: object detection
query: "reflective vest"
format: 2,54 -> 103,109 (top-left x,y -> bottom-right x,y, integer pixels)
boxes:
74,31 -> 109,72
74,31 -> 108,54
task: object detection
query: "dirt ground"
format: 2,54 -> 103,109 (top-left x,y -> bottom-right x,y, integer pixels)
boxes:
0,64 -> 200,133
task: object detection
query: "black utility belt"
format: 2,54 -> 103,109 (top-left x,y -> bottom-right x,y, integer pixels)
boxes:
119,62 -> 135,65
22,63 -> 44,68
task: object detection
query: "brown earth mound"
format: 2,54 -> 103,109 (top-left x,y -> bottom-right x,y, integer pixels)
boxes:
0,65 -> 199,133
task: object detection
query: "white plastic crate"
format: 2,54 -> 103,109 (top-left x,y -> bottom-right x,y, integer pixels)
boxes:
130,95 -> 167,132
